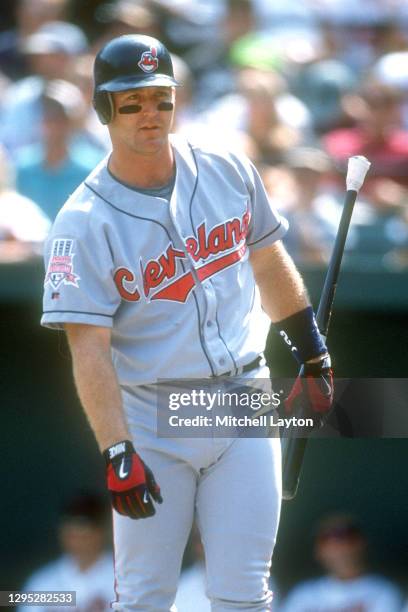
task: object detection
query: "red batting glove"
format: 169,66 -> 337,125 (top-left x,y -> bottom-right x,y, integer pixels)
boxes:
285,355 -> 334,429
103,440 -> 163,519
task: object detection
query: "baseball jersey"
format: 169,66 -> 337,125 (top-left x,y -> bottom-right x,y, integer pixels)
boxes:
41,134 -> 288,385
279,574 -> 402,612
18,552 -> 115,612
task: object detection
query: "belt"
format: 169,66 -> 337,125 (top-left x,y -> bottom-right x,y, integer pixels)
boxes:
216,355 -> 264,378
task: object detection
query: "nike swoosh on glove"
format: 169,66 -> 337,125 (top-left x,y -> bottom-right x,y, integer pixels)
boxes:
103,440 -> 163,519
284,355 -> 334,430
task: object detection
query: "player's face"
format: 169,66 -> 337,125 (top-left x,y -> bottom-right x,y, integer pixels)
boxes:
109,86 -> 175,156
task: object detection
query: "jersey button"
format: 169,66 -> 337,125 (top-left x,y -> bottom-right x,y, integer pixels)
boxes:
206,321 -> 212,327
219,358 -> 225,366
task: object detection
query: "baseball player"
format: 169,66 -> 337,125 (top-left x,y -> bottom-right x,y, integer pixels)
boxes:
280,515 -> 402,612
19,493 -> 114,612
41,35 -> 333,611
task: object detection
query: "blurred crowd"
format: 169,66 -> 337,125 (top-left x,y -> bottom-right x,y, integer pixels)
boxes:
18,494 -> 407,611
2,0 -> 408,269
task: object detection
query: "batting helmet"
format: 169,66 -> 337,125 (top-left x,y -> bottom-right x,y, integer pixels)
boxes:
93,34 -> 180,124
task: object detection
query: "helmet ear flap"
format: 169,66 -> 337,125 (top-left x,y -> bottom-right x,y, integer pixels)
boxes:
93,91 -> 114,125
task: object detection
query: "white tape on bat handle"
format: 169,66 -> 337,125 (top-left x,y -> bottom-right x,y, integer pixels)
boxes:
346,156 -> 371,192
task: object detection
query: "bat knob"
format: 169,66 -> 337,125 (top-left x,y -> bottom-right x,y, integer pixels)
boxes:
346,156 -> 371,192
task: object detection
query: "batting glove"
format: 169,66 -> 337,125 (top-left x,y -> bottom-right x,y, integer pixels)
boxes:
284,355 -> 334,430
103,440 -> 163,519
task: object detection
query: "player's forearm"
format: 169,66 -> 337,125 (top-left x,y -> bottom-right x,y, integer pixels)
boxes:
65,324 -> 130,451
71,350 -> 129,451
250,241 -> 310,322
251,241 -> 329,364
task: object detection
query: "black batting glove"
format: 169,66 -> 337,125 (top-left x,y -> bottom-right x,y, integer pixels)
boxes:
103,440 -> 163,519
284,355 -> 334,430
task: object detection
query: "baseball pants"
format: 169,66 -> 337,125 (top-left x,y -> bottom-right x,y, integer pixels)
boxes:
112,376 -> 282,611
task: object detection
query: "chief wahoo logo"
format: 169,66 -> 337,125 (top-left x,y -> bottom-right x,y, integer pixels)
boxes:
138,46 -> 159,73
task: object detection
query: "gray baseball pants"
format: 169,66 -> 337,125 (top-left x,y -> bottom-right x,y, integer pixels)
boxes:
112,373 -> 281,611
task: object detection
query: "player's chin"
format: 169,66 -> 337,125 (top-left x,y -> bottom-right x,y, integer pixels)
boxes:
144,134 -> 165,146
139,134 -> 167,153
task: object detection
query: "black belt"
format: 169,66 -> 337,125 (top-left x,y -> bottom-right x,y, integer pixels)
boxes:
217,355 -> 263,378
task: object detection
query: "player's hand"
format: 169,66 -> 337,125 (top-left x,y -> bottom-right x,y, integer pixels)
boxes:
103,440 -> 163,519
284,355 -> 334,430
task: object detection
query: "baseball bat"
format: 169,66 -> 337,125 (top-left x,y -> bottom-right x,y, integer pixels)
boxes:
282,155 -> 371,501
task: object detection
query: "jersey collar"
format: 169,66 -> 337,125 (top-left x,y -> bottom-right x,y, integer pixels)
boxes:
84,135 -> 198,219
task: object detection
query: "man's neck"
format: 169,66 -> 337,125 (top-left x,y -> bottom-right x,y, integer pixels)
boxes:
108,142 -> 175,189
331,565 -> 365,581
74,553 -> 102,573
45,142 -> 68,168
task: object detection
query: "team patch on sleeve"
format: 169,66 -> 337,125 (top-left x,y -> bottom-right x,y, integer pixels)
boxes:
45,238 -> 80,290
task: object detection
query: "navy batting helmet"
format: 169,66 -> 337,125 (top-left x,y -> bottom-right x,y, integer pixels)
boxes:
93,34 -> 180,124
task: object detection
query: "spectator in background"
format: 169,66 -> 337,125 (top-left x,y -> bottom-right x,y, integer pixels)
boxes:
266,147 -> 346,265
293,58 -> 358,134
236,68 -> 310,165
279,514 -> 402,612
170,53 -> 196,134
19,492 -> 114,612
324,81 -> 408,188
70,53 -> 111,153
323,79 -> 408,264
189,0 -> 257,107
15,79 -> 103,221
0,0 -> 69,81
0,145 -> 50,262
93,0 -> 160,50
313,4 -> 405,75
349,176 -> 408,262
191,67 -> 311,162
381,203 -> 408,270
0,20 -> 87,156
373,49 -> 408,129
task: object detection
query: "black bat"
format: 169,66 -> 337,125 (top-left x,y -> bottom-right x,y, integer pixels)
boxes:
282,156 -> 371,501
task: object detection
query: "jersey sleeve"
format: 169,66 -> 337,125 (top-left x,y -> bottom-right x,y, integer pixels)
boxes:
245,161 -> 288,250
41,211 -> 120,329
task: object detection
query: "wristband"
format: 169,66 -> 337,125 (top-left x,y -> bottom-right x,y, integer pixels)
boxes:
274,306 -> 327,364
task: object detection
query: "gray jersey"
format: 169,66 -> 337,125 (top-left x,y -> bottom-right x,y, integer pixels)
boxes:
41,135 -> 288,385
